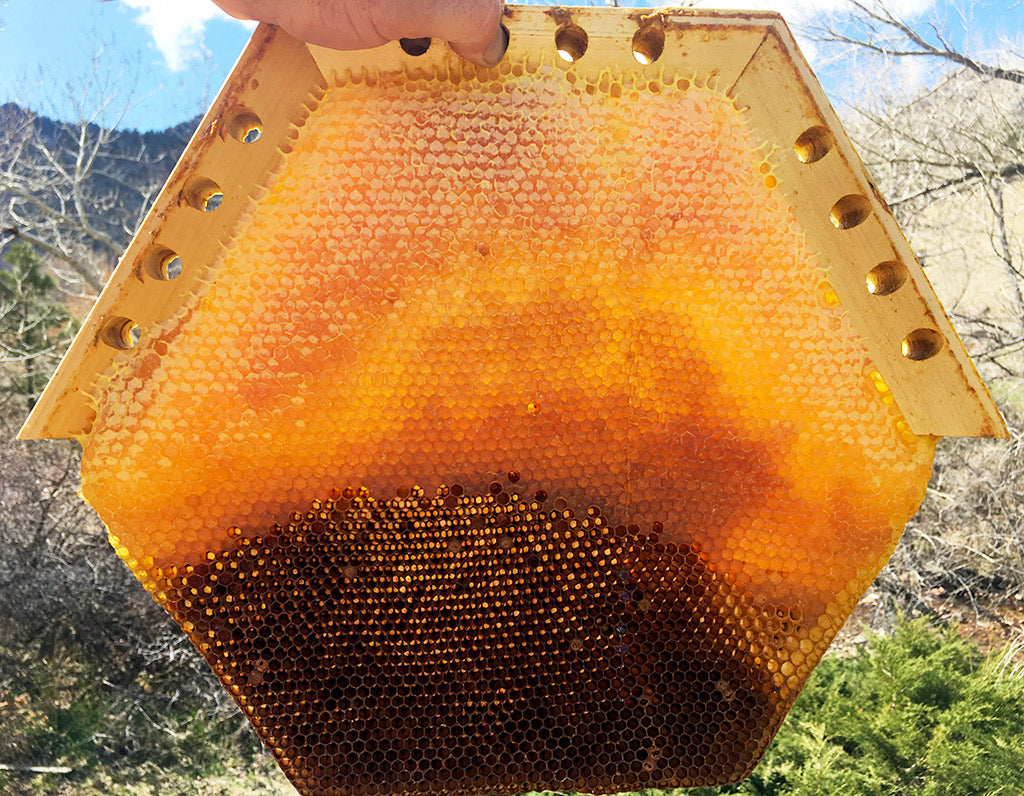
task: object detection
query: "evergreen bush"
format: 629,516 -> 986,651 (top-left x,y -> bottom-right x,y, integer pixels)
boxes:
694,618 -> 1024,795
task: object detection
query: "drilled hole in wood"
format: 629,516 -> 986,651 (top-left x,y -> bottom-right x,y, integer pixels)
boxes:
794,125 -> 834,163
632,25 -> 665,65
227,109 -> 263,143
144,247 -> 183,281
829,194 -> 871,230
399,37 -> 431,56
556,24 -> 588,63
102,317 -> 141,350
185,177 -> 224,213
902,328 -> 943,361
866,261 -> 907,296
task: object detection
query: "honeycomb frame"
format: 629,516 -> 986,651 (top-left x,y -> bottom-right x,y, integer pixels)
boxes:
21,7 -> 1006,795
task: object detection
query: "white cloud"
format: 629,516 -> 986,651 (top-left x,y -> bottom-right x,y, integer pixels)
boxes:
123,0 -> 253,72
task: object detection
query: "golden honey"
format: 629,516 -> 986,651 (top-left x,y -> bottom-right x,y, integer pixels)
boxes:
77,48 -> 934,794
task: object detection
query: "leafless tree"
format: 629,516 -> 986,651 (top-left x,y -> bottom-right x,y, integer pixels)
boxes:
812,1 -> 1024,85
0,63 -> 173,297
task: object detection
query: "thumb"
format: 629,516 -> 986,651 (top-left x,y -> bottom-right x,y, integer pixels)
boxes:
448,18 -> 508,67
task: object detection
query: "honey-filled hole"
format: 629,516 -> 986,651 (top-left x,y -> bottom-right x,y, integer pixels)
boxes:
143,246 -> 183,281
101,316 -> 141,350
632,25 -> 665,65
829,194 -> 871,230
794,125 -> 834,163
556,24 -> 588,63
184,176 -> 224,213
226,109 -> 263,143
399,37 -> 431,56
902,328 -> 944,361
866,260 -> 908,296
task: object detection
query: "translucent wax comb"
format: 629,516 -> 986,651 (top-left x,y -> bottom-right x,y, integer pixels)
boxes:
22,7 -> 1005,794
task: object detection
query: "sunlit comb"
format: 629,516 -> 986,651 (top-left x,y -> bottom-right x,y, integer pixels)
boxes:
21,8 -> 1005,795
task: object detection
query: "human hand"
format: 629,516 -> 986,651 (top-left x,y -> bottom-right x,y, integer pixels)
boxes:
212,0 -> 508,66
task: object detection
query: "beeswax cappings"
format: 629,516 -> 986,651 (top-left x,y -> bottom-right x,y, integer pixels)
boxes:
80,55 -> 935,794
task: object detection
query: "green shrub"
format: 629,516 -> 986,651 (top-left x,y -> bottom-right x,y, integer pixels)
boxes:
693,618 -> 1024,795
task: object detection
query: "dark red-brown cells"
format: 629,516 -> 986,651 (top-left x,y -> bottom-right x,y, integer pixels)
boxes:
162,485 -> 782,796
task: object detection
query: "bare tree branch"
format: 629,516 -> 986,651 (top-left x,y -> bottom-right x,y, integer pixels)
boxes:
810,1 -> 1024,86
1,226 -> 105,292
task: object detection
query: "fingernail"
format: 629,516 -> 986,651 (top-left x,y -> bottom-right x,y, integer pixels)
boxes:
482,24 -> 509,67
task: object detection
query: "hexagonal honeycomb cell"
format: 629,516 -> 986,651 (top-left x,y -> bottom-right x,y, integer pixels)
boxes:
21,8 -> 1004,795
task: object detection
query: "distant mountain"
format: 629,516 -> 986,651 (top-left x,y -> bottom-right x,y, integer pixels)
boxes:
0,102 -> 201,258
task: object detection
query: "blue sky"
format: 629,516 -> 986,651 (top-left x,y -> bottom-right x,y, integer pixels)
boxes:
0,0 -> 253,130
0,0 -> 1020,131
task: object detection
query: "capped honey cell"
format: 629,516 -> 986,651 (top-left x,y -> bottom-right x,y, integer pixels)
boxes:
21,8 -> 1004,796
